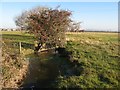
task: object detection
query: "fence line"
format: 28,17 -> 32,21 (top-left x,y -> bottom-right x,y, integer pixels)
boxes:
3,40 -> 34,54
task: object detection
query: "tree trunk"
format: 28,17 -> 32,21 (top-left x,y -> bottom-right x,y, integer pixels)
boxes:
34,43 -> 42,54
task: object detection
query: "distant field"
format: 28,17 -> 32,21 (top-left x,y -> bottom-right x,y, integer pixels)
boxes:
2,31 -> 34,44
2,31 -> 119,43
66,32 -> 118,42
2,31 -> 119,88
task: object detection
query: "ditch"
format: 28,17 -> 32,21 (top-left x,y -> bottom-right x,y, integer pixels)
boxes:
20,50 -> 59,89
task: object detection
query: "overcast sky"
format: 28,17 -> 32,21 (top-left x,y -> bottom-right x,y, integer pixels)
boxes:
0,2 -> 118,31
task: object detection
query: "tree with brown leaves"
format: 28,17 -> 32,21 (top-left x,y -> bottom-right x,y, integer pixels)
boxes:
15,6 -> 72,53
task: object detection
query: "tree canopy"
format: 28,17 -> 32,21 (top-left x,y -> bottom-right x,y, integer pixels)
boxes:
15,6 -> 72,51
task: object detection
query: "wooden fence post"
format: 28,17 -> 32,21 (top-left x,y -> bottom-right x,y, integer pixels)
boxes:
19,29 -> 22,54
19,41 -> 21,53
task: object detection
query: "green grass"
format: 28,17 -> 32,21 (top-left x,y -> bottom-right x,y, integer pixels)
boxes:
53,32 -> 119,88
2,31 -> 119,88
2,31 -> 35,44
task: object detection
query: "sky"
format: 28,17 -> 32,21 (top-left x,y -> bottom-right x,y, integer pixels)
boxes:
0,2 -> 118,31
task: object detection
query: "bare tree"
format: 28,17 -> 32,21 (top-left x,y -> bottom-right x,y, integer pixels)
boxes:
68,21 -> 81,32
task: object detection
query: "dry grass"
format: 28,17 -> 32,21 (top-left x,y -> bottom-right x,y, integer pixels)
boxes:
1,42 -> 29,88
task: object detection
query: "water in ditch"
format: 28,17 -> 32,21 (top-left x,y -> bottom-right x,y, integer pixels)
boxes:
20,50 -> 59,89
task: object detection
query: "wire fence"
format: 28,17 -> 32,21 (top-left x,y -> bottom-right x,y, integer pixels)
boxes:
3,40 -> 34,54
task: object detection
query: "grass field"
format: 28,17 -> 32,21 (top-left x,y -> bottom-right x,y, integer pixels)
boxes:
55,32 -> 119,88
2,31 -> 34,44
1,31 -> 119,88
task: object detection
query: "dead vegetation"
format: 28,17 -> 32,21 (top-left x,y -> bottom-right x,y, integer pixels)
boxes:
1,41 -> 29,88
